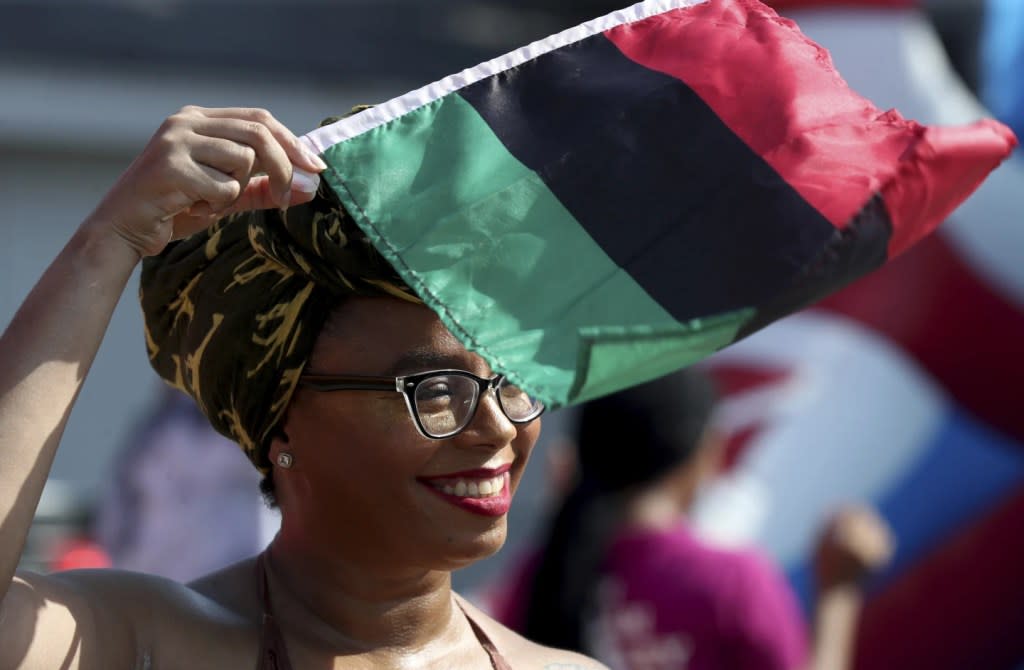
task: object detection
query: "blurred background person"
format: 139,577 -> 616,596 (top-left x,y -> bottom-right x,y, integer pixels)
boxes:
94,386 -> 280,582
492,369 -> 894,670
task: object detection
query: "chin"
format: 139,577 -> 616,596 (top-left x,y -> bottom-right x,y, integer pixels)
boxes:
434,519 -> 508,570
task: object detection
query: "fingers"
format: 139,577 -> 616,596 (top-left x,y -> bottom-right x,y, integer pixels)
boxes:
101,106 -> 326,257
813,504 -> 896,589
188,106 -> 327,173
175,106 -> 327,211
192,162 -> 247,210
832,506 -> 895,568
174,164 -> 319,220
190,136 -> 258,197
223,172 -> 320,215
190,117 -> 293,207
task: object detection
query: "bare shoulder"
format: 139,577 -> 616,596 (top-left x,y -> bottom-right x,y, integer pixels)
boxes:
1,561 -> 258,670
1,568 -> 183,669
454,593 -> 611,670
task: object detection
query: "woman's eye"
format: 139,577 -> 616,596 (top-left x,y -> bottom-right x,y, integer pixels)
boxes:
420,383 -> 453,402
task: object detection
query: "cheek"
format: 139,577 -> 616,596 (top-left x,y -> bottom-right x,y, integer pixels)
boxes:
509,419 -> 541,491
291,396 -> 431,496
297,392 -> 414,447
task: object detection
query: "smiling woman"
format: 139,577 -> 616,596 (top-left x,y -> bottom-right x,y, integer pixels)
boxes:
265,296 -> 542,575
0,105 -> 606,670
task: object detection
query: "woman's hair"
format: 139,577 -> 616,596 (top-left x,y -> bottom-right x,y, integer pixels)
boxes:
522,368 -> 719,651
259,472 -> 278,508
256,298 -> 363,510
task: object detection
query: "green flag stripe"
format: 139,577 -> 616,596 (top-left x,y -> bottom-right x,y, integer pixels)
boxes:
321,93 -> 752,407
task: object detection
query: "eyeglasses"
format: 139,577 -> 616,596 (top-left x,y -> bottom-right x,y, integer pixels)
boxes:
298,369 -> 545,439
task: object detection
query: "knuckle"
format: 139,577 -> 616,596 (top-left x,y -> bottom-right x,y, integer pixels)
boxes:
150,127 -> 184,157
158,108 -> 200,139
243,120 -> 271,145
205,181 -> 241,206
250,108 -> 273,124
158,113 -> 187,134
213,180 -> 243,205
237,145 -> 257,170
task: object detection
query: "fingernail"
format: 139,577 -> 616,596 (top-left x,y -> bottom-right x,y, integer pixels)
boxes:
279,187 -> 291,210
291,169 -> 321,195
304,147 -> 328,171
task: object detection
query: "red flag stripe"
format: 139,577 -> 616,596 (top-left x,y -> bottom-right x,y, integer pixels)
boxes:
604,0 -> 1016,257
767,0 -> 915,9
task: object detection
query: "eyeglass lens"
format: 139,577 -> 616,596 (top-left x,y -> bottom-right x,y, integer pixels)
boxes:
412,374 -> 542,437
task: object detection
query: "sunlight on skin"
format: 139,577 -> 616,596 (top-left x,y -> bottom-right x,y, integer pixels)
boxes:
0,577 -> 80,669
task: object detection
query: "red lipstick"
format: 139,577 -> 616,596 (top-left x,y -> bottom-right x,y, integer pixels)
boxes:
418,466 -> 512,517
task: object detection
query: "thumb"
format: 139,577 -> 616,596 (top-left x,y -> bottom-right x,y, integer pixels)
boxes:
225,169 -> 321,214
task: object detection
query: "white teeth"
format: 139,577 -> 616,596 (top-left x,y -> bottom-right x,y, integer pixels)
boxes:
434,474 -> 506,499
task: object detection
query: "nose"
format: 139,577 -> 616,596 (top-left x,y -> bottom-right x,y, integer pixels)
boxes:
459,386 -> 518,446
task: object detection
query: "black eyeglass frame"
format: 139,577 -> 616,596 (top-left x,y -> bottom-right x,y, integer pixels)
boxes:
298,369 -> 545,439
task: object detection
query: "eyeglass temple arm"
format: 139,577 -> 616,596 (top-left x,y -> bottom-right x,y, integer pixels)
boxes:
299,374 -> 400,392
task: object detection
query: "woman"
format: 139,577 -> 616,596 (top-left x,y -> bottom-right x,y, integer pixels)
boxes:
496,370 -> 892,670
0,106 -> 606,669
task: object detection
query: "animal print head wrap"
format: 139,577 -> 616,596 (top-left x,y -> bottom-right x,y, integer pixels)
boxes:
140,161 -> 417,473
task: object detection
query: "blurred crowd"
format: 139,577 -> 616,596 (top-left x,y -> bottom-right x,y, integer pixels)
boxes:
13,1 -> 1023,669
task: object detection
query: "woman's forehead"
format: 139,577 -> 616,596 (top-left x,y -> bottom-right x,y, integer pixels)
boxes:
310,296 -> 479,373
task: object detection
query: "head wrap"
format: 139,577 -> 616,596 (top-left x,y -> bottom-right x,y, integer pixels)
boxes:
140,117 -> 417,473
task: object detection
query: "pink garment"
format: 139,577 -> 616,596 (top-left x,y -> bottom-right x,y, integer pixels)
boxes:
595,525 -> 809,670
493,524 -> 808,670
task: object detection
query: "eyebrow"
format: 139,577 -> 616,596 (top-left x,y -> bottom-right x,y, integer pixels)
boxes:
387,349 -> 466,376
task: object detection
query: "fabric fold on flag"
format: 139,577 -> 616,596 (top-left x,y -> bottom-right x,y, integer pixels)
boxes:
302,0 -> 1016,409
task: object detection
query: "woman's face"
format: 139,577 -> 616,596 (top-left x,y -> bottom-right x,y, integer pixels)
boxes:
275,296 -> 541,572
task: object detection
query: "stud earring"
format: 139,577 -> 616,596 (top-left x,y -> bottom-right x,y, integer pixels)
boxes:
276,452 -> 294,469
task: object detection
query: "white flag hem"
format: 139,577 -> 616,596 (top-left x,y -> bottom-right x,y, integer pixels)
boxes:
301,0 -> 708,154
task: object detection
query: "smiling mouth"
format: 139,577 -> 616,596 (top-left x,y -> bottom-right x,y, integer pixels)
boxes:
426,473 -> 508,499
418,469 -> 513,517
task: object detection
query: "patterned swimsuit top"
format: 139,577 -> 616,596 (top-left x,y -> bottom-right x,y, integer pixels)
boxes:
254,553 -> 513,670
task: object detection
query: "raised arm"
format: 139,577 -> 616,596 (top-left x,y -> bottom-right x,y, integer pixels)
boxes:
0,106 -> 324,667
806,505 -> 895,670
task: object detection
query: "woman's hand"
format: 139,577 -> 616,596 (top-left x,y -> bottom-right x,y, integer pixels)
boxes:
87,106 -> 328,258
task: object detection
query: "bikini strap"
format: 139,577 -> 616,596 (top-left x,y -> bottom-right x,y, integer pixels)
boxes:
255,553 -> 295,670
458,601 -> 515,670
255,556 -> 509,670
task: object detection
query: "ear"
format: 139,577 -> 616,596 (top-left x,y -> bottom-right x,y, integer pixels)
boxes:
267,426 -> 291,464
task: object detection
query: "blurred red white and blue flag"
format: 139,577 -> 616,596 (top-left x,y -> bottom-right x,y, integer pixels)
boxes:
696,3 -> 1024,669
697,312 -> 1024,670
982,0 -> 1024,139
